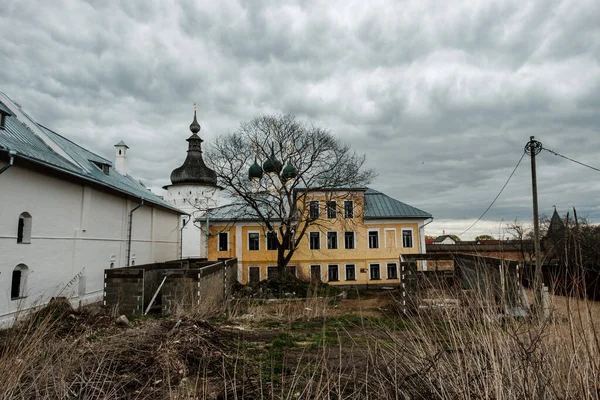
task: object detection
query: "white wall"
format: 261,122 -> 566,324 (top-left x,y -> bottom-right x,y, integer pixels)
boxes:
0,165 -> 180,325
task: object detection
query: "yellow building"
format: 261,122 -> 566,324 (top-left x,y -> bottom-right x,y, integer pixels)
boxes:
203,187 -> 432,286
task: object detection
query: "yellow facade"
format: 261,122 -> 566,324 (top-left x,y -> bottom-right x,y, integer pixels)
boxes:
207,190 -> 426,286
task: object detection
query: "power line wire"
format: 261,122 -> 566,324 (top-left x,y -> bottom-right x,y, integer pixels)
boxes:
458,151 -> 526,237
543,147 -> 600,173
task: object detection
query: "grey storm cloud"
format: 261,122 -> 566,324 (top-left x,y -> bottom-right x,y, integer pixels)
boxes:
1,0 -> 599,239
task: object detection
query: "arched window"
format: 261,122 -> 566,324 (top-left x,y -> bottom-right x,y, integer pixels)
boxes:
11,264 -> 28,299
17,212 -> 32,244
109,255 -> 116,269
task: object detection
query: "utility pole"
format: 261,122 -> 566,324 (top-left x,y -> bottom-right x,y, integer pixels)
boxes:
526,136 -> 543,311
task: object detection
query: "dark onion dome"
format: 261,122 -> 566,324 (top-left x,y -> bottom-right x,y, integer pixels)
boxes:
262,148 -> 283,174
248,158 -> 263,180
281,160 -> 297,180
170,110 -> 218,186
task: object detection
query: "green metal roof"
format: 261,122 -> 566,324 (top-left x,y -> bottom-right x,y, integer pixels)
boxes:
202,188 -> 431,222
0,92 -> 181,214
364,188 -> 431,219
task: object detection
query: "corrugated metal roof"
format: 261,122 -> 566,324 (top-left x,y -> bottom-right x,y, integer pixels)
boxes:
363,188 -> 431,219
0,93 -> 181,214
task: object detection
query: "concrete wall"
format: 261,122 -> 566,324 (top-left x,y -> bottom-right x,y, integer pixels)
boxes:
0,165 -> 181,326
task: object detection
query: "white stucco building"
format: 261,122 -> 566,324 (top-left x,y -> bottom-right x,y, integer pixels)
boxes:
0,91 -> 183,326
163,108 -> 221,258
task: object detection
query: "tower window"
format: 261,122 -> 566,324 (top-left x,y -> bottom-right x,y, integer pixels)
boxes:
17,212 -> 32,244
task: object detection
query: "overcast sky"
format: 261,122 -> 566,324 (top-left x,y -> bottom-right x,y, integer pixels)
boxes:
1,0 -> 599,239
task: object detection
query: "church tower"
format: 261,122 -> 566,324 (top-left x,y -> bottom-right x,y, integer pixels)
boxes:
163,106 -> 221,258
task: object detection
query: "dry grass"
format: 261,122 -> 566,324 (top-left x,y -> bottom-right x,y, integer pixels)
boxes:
1,286 -> 600,399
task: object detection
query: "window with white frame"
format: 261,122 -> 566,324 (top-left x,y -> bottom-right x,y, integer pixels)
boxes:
248,232 -> 260,250
387,262 -> 398,279
368,230 -> 379,249
218,231 -> 229,251
309,232 -> 320,250
309,201 -> 320,219
344,231 -> 355,249
344,200 -> 354,218
267,266 -> 279,279
402,229 -> 414,248
267,231 -> 278,250
345,264 -> 356,281
328,264 -> 339,281
248,266 -> 260,283
369,263 -> 381,280
327,231 -> 338,249
326,200 -> 337,218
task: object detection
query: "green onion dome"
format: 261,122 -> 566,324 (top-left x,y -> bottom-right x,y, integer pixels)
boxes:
262,148 -> 283,174
281,161 -> 298,180
248,158 -> 264,180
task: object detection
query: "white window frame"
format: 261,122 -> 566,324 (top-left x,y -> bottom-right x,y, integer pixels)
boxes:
344,231 -> 355,249
248,265 -> 261,282
218,231 -> 229,252
309,231 -> 321,250
326,231 -> 338,250
384,228 -> 397,249
327,264 -> 340,282
386,262 -> 399,279
248,230 -> 261,251
267,265 -> 279,279
343,200 -> 354,218
266,230 -> 278,251
309,200 -> 320,219
369,263 -> 381,280
368,229 -> 380,249
345,264 -> 356,281
310,264 -> 322,281
326,200 -> 337,219
402,228 -> 414,248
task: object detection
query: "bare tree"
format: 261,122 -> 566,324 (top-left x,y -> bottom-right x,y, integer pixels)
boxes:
205,114 -> 376,272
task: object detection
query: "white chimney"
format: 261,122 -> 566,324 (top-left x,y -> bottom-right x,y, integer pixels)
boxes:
114,141 -> 129,175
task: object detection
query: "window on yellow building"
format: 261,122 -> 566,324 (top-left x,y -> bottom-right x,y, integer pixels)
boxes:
218,232 -> 228,251
344,231 -> 355,249
309,232 -> 320,250
248,266 -> 260,283
344,200 -> 354,218
328,264 -> 339,281
387,262 -> 398,279
368,230 -> 379,249
345,264 -> 356,281
327,231 -> 338,249
267,231 -> 278,250
326,200 -> 337,218
402,229 -> 413,248
286,265 -> 297,277
309,201 -> 319,219
370,263 -> 381,280
249,232 -> 260,250
267,266 -> 279,279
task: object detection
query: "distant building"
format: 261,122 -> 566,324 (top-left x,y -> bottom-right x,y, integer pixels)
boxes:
0,91 -> 183,325
433,235 -> 457,245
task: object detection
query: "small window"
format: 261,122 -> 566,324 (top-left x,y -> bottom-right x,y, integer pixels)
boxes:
286,265 -> 297,277
267,231 -> 278,250
249,232 -> 260,251
267,266 -> 280,279
387,263 -> 398,279
344,231 -> 355,249
368,230 -> 379,249
344,200 -> 354,218
370,263 -> 381,280
248,266 -> 260,283
402,230 -> 413,248
0,113 -> 6,130
310,265 -> 321,282
118,149 -> 122,155
309,201 -> 319,219
218,232 -> 228,251
328,264 -> 339,282
283,232 -> 293,250
109,262 -> 115,269
326,200 -> 337,219
327,232 -> 338,249
11,264 -> 28,299
309,232 -> 320,250
345,264 -> 356,281
17,212 -> 32,244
